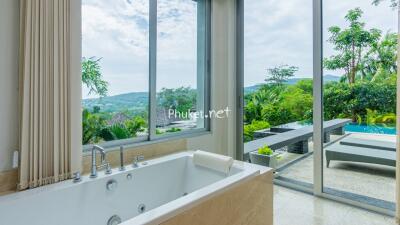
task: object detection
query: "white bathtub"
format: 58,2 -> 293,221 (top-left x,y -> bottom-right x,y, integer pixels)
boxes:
0,152 -> 262,225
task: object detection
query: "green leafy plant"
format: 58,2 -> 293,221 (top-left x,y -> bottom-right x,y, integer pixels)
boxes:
258,145 -> 273,156
82,109 -> 107,144
109,123 -> 130,140
244,120 -> 270,142
166,127 -> 182,133
125,116 -> 146,137
82,57 -> 109,97
156,129 -> 165,135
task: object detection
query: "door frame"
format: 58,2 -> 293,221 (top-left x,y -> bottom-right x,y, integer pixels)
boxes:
236,0 -> 397,217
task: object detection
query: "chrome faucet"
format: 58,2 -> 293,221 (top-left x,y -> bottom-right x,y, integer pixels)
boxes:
90,145 -> 111,178
73,172 -> 82,183
133,155 -> 145,168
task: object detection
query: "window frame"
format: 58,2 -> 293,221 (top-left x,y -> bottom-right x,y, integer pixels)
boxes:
82,0 -> 211,152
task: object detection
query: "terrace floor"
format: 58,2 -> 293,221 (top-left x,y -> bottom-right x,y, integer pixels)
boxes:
274,185 -> 396,225
275,132 -> 396,203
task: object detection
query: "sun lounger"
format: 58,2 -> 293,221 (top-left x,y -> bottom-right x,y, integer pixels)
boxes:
325,143 -> 396,168
339,137 -> 396,152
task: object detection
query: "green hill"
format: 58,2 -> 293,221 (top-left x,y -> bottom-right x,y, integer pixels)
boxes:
83,92 -> 148,115
83,75 -> 340,114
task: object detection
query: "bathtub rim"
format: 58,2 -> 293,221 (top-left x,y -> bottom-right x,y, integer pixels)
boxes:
121,152 -> 270,225
0,151 -> 196,202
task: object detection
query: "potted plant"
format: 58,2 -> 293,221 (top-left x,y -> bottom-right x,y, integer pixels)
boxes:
249,145 -> 279,168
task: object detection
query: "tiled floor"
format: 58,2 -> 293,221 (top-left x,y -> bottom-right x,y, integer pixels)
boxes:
274,185 -> 397,225
277,133 -> 396,202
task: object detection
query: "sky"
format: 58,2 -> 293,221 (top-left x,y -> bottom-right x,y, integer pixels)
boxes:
82,0 -> 197,99
82,0 -> 397,98
244,0 -> 397,87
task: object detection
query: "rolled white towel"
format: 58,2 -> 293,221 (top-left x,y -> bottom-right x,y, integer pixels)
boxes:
192,150 -> 234,174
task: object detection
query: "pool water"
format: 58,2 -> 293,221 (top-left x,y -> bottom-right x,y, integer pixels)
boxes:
345,123 -> 396,135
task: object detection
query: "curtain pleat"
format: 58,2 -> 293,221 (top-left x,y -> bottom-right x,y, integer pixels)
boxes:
18,0 -> 74,190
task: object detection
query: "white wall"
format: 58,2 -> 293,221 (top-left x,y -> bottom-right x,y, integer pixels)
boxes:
187,0 -> 238,158
0,0 -> 19,172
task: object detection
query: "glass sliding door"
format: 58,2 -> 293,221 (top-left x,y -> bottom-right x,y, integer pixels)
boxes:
239,0 -> 398,216
243,0 -> 315,188
321,0 -> 397,212
238,0 -> 399,217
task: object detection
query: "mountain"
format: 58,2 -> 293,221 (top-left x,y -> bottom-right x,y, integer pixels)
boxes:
323,74 -> 341,83
244,74 -> 341,94
83,74 -> 341,113
244,84 -> 263,94
83,92 -> 148,114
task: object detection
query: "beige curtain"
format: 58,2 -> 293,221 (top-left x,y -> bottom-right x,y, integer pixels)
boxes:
18,0 -> 82,190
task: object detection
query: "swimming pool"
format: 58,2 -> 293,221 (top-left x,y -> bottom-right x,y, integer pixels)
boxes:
345,123 -> 396,135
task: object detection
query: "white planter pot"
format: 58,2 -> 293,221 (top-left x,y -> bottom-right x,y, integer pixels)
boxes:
249,152 -> 279,169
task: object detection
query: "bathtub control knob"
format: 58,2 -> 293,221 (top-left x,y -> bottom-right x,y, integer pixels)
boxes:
126,173 -> 133,180
106,179 -> 118,191
107,215 -> 122,225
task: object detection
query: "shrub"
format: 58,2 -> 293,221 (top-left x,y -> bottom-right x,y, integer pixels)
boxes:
109,123 -> 130,140
261,104 -> 295,126
156,128 -> 165,135
324,81 -> 396,121
82,109 -> 107,144
258,145 -> 273,156
244,120 -> 270,142
166,127 -> 182,133
125,116 -> 146,137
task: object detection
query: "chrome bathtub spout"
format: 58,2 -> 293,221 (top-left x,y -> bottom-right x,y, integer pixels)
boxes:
90,145 -> 107,178
133,155 -> 145,168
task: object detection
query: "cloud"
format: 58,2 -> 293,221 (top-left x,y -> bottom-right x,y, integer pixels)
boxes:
82,0 -> 198,98
82,0 -> 397,97
244,0 -> 397,87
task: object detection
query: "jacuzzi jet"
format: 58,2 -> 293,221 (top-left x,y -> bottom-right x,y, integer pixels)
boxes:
107,215 -> 122,225
138,203 -> 146,214
183,192 -> 188,196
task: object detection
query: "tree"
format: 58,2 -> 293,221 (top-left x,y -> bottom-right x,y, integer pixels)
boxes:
372,0 -> 398,8
324,8 -> 381,84
158,87 -> 196,114
82,57 -> 109,97
265,65 -> 298,86
362,32 -> 397,81
82,109 -> 107,144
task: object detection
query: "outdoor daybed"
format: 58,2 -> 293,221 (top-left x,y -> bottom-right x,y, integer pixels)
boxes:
339,137 -> 396,152
326,137 -> 396,168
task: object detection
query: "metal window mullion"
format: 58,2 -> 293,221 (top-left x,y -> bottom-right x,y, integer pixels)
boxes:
196,0 -> 206,129
312,0 -> 323,196
236,0 -> 244,161
149,0 -> 157,140
204,0 -> 212,132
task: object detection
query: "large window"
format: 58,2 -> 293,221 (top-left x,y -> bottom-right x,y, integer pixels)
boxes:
82,0 -> 210,149
239,0 -> 398,215
243,0 -> 314,185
